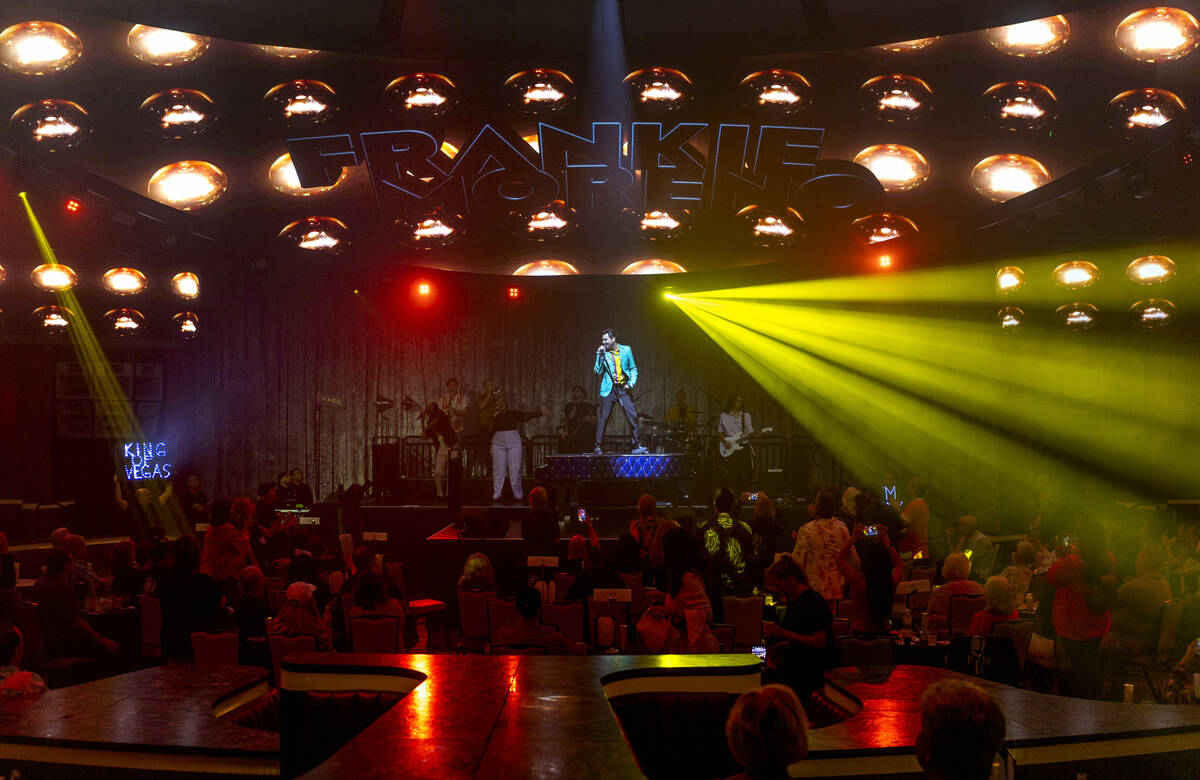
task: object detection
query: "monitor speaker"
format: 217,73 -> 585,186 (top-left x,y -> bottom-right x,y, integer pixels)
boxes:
371,440 -> 401,499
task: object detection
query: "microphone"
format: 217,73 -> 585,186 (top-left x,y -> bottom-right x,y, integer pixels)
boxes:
597,345 -> 605,355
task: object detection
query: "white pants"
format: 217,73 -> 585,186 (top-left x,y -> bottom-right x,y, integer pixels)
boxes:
434,443 -> 449,497
491,430 -> 523,500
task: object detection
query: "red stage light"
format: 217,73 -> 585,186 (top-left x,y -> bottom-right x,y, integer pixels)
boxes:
878,254 -> 893,268
417,282 -> 431,296
508,286 -> 520,299
65,198 -> 81,213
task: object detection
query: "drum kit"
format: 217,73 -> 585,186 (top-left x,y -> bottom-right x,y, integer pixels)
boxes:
637,414 -> 707,455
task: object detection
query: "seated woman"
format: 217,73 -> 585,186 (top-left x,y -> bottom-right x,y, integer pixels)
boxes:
723,684 -> 808,780
270,581 -> 332,651
925,553 -> 985,633
638,528 -> 719,653
1000,542 -> 1036,598
966,576 -> 1019,636
835,524 -> 902,634
109,539 -> 145,602
348,569 -> 406,620
457,552 -> 496,591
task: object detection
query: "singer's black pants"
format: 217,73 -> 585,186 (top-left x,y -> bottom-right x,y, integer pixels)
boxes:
595,384 -> 639,449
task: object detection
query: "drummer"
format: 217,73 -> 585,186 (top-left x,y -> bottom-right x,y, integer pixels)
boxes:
664,389 -> 697,430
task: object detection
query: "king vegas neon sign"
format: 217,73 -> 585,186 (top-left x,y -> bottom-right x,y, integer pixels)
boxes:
123,441 -> 173,481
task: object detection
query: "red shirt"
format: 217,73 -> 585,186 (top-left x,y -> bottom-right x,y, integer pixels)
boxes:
966,608 -> 1019,636
1047,552 -> 1114,640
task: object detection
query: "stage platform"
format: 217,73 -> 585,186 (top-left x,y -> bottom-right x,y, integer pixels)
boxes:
536,452 -> 691,480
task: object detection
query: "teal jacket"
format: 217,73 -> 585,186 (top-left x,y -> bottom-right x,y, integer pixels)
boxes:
594,344 -> 637,397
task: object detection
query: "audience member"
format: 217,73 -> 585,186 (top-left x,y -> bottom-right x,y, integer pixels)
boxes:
349,569 -> 406,619
62,535 -> 103,599
271,581 -> 332,651
647,514 -> 681,573
458,552 -> 497,591
1101,546 -> 1172,696
0,623 -> 46,696
566,546 -> 627,601
30,548 -> 119,658
699,487 -> 753,592
495,587 -> 579,654
900,478 -> 932,559
966,576 -> 1019,636
836,524 -> 902,634
763,557 -> 834,700
289,468 -> 315,507
925,553 -> 985,633
792,490 -> 850,601
522,487 -> 560,556
915,679 -> 1006,780
611,533 -> 644,575
178,473 -> 211,529
157,535 -> 225,660
631,494 -> 658,560
565,535 -> 589,574
1000,542 -> 1036,597
109,540 -> 145,602
723,684 -> 809,780
1047,522 -> 1117,699
949,516 -> 996,584
49,527 -> 71,548
1165,520 -> 1199,573
855,489 -> 902,545
201,521 -> 256,602
838,487 -> 860,533
639,528 -> 718,653
344,544 -> 374,593
234,566 -> 271,638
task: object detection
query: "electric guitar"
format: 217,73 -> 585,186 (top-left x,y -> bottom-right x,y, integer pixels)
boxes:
719,427 -> 773,458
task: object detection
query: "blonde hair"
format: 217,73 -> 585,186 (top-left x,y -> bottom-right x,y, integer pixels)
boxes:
983,575 -> 1015,613
725,684 -> 809,774
942,552 -> 971,582
457,552 -> 496,590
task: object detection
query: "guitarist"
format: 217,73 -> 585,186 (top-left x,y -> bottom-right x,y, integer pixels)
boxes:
560,385 -> 597,453
718,393 -> 756,491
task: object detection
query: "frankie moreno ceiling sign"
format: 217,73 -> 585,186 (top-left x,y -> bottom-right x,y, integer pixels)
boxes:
288,122 -> 884,224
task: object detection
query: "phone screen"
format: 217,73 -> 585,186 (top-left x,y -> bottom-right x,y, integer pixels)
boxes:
751,645 -> 767,661
577,508 -> 587,523
749,492 -> 759,502
863,525 -> 879,537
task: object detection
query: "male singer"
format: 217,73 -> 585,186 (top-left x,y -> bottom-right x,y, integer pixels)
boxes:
593,328 -> 648,455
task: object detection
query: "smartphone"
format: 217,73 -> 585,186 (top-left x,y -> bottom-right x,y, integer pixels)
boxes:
748,492 -> 760,502
751,645 -> 767,661
577,507 -> 587,523
863,525 -> 880,537
1062,535 -> 1073,547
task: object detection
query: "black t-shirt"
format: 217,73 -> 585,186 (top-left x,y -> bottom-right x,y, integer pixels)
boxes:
493,411 -> 537,433
181,489 -> 210,528
157,571 -> 224,659
523,509 -> 561,557
776,587 -> 835,696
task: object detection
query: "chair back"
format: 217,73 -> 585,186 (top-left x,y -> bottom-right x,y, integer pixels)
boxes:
836,599 -> 855,619
191,631 -> 239,666
137,594 -> 162,658
541,602 -> 584,645
948,634 -> 1022,686
553,573 -> 576,602
586,599 -> 630,649
838,636 -> 893,667
385,561 -> 408,602
327,570 -> 345,594
949,593 -> 987,636
268,633 -> 318,686
1154,600 -> 1184,665
457,590 -> 497,642
487,598 -> 520,647
721,596 -> 765,649
339,591 -> 357,635
11,601 -> 45,667
989,619 -> 1035,669
711,624 -> 737,653
618,572 -> 646,617
349,615 -> 404,653
831,618 -> 851,638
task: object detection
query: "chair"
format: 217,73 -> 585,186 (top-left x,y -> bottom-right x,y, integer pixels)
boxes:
838,636 -> 894,667
137,594 -> 162,658
388,560 -> 447,620
1127,600 -> 1184,701
339,591 -> 357,635
268,633 -> 318,686
831,618 -> 851,638
489,644 -> 549,655
456,590 -> 497,652
191,631 -> 240,666
948,635 -> 1022,686
722,596 -> 765,650
587,599 -> 630,649
990,619 -> 1035,670
618,572 -> 646,618
712,624 -> 737,653
12,600 -> 99,688
554,573 -> 576,602
949,593 -> 987,636
835,599 -> 855,619
487,598 -> 520,649
541,602 -> 584,646
349,615 -> 405,653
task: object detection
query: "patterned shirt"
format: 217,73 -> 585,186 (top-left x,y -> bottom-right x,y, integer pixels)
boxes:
792,517 -> 851,601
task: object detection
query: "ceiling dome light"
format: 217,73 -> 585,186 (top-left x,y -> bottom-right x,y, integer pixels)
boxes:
34,305 -> 72,332
980,81 -> 1058,132
1053,260 -> 1099,289
510,200 -> 575,242
1130,298 -> 1176,328
264,80 -> 338,125
259,44 -> 320,58
738,69 -> 814,115
878,37 -> 939,52
622,259 -> 687,275
0,264 -> 5,285
858,74 -> 934,122
1115,7 -> 1199,62
171,272 -> 199,299
970,154 -> 1051,202
279,217 -> 350,252
268,152 -> 346,196
996,266 -> 1026,293
624,67 -> 692,109
986,15 -> 1070,56
102,267 -> 147,295
384,73 -> 457,118
998,306 -> 1025,330
31,263 -> 77,291
850,213 -> 918,247
148,160 -> 227,210
173,311 -> 199,339
853,144 -> 930,191
0,21 -> 83,75
127,24 -> 209,66
1056,302 -> 1099,330
1105,88 -> 1187,137
627,208 -> 692,239
736,205 -> 804,247
105,308 -> 144,336
138,89 -> 216,139
504,69 -> 575,114
513,260 -> 580,276
10,99 -> 90,151
399,209 -> 464,249
1126,254 -> 1176,284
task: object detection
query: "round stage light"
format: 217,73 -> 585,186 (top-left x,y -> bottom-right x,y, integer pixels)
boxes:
504,69 -> 575,113
1056,302 -> 1099,330
1115,7 -> 1199,62
513,260 -> 580,276
33,305 -> 72,332
621,259 -> 687,275
127,24 -> 209,66
0,264 -> 5,285
1126,255 -> 1176,284
986,15 -> 1070,56
138,89 -> 216,139
173,311 -> 199,339
31,263 -> 77,291
1130,298 -> 1176,328
105,308 -> 144,336
998,306 -> 1026,331
853,144 -> 930,191
980,81 -> 1058,132
403,210 -> 463,249
858,74 -> 934,122
384,73 -> 457,118
147,160 -> 227,210
624,67 -> 692,109
102,268 -> 147,295
1053,260 -> 1099,289
850,213 -> 919,246
268,153 -> 346,196
258,44 -> 320,58
10,99 -> 90,152
279,217 -> 350,252
738,70 -> 814,115
263,80 -> 338,125
1105,88 -> 1187,137
511,200 -> 575,242
996,266 -> 1026,293
629,208 -> 691,239
736,205 -> 804,247
878,37 -> 939,52
0,21 -> 82,75
171,272 -> 199,299
970,154 -> 1051,202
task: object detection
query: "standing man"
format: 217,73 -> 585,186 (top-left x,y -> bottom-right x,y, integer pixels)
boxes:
288,468 -> 314,507
440,378 -> 469,435
664,389 -> 697,429
718,393 -> 755,491
593,328 -> 647,455
560,385 -> 597,454
476,379 -> 499,476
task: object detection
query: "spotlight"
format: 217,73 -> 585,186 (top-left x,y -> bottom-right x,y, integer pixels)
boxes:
877,254 -> 894,269
853,144 -> 930,191
31,263 -> 77,291
147,161 -> 227,210
10,99 -> 91,152
980,81 -> 1058,132
0,264 -> 5,285
998,306 -> 1025,330
628,208 -> 691,239
258,45 -> 320,58
0,21 -> 82,75
139,89 -> 216,139
513,260 -> 579,276
127,24 -> 210,66
268,152 -> 346,196
510,200 -> 575,241
878,37 -> 938,52
1126,255 -> 1176,284
263,80 -> 338,125
33,305 -> 72,332
105,308 -> 144,335
996,266 -> 1026,293
508,286 -> 520,299
621,259 -> 687,275
970,154 -> 1051,202
624,67 -> 692,109
1055,302 -> 1099,330
173,311 -> 199,339
1129,298 -> 1176,328
416,281 -> 432,297
986,15 -> 1070,56
102,267 -> 147,295
504,69 -> 575,113
1105,88 -> 1187,137
1053,260 -> 1100,289
384,73 -> 457,118
170,272 -> 199,299
738,69 -> 814,115
1115,7 -> 1199,62
404,209 -> 463,249
279,216 -> 350,252
858,74 -> 934,122
735,205 -> 804,247
850,213 -> 918,247
65,198 -> 80,213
